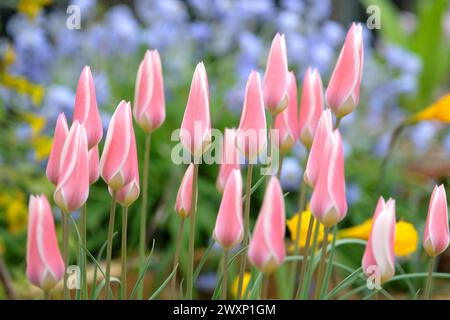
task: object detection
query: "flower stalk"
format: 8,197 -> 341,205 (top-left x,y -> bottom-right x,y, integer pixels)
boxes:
121,206 -> 129,300
237,163 -> 253,299
105,191 -> 118,299
186,162 -> 199,299
171,217 -> 185,299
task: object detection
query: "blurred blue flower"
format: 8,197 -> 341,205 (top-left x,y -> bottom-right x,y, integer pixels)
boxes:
409,122 -> 437,154
105,5 -> 140,55
41,85 -> 75,125
346,182 -> 361,205
196,272 -> 217,293
281,0 -> 305,14
280,157 -> 302,191
321,21 -> 345,47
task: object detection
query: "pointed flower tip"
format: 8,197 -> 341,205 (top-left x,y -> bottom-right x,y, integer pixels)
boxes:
248,176 -> 286,274
325,22 -> 364,118
27,195 -> 64,291
180,62 -> 211,158
264,33 -> 289,116
362,197 -> 396,283
424,185 -> 449,257
46,113 -> 69,185
54,121 -> 89,213
100,100 -> 136,190
134,49 -> 166,133
73,65 -> 103,149
236,71 -> 267,160
175,163 -> 194,218
213,169 -> 244,249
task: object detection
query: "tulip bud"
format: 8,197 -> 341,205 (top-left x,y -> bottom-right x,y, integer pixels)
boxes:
310,129 -> 347,227
175,163 -> 194,218
263,33 -> 289,116
326,23 -> 363,118
100,101 -> 137,190
236,71 -> 267,161
180,62 -> 211,158
248,177 -> 286,274
298,67 -> 324,148
133,50 -> 166,133
423,185 -> 449,257
111,134 -> 139,207
304,109 -> 333,187
274,71 -> 298,154
46,113 -> 69,185
27,195 -> 65,291
73,66 -> 103,149
88,145 -> 99,185
54,121 -> 89,213
216,128 -> 240,193
213,169 -> 244,249
362,197 -> 396,284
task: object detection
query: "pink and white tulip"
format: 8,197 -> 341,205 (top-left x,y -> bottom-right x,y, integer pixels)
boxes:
298,67 -> 324,148
263,33 -> 289,116
54,121 -> 89,213
274,71 -> 298,153
175,163 -> 194,218
216,128 -> 240,193
100,101 -> 137,191
180,62 -> 211,158
213,169 -> 244,249
27,195 -> 65,291
88,145 -> 100,185
236,71 -> 267,161
133,50 -> 166,133
326,23 -> 363,118
72,66 -> 103,149
248,176 -> 286,274
111,134 -> 140,207
310,129 -> 347,227
304,109 -> 333,187
362,197 -> 396,284
423,185 -> 449,257
46,113 -> 69,186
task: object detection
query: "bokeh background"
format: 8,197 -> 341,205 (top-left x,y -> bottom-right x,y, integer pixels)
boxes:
0,0 -> 449,299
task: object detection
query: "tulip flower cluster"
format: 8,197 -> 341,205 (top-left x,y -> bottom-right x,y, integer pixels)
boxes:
23,23 -> 450,301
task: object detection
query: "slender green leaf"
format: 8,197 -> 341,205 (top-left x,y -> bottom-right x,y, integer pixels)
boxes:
149,264 -> 179,300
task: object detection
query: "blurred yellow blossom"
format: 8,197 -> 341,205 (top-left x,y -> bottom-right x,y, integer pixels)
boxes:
0,191 -> 28,235
231,272 -> 251,299
0,43 -> 16,70
338,219 -> 418,257
0,73 -> 45,105
21,113 -> 52,160
286,207 -> 332,250
18,0 -> 53,21
32,135 -> 53,160
409,93 -> 450,123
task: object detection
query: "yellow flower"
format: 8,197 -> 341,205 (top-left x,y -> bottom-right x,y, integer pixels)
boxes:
23,113 -> 46,135
0,43 -> 16,70
0,73 -> 45,105
394,221 -> 418,257
286,207 -> 331,249
408,93 -> 450,123
231,272 -> 251,299
338,219 -> 418,257
17,0 -> 53,21
2,191 -> 28,235
32,135 -> 53,160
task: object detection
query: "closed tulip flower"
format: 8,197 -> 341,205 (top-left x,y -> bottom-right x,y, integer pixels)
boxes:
111,135 -> 139,207
213,169 -> 244,249
54,121 -> 89,213
133,50 -> 165,133
304,109 -> 333,187
27,195 -> 65,291
310,129 -> 347,227
423,185 -> 449,257
46,113 -> 69,186
216,128 -> 240,193
180,62 -> 211,158
362,197 -> 396,284
100,101 -> 137,190
73,66 -> 103,149
175,163 -> 194,218
263,33 -> 289,116
298,67 -> 324,148
326,23 -> 363,118
248,177 -> 286,274
236,71 -> 267,161
274,71 -> 298,154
